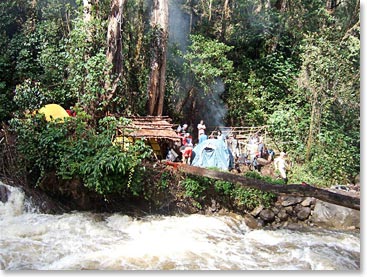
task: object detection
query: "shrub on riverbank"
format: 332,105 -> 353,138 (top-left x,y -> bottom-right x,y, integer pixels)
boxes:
9,114 -> 152,196
180,173 -> 277,211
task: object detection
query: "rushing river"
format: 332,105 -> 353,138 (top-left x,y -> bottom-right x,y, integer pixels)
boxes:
0,183 -> 360,270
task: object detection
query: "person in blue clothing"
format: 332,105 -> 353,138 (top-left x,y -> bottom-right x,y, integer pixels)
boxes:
217,130 -> 225,141
199,132 -> 208,144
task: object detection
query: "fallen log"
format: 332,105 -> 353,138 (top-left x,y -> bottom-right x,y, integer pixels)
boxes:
168,163 -> 360,211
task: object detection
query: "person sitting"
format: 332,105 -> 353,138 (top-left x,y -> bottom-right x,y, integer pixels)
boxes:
166,148 -> 179,162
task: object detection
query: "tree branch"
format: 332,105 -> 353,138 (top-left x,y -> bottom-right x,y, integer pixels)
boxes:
167,163 -> 360,210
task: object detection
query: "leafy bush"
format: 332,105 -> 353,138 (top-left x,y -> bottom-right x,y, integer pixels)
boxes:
159,171 -> 172,190
224,172 -> 278,210
10,114 -> 152,196
13,79 -> 48,112
214,180 -> 234,196
231,187 -> 274,210
181,177 -> 210,199
181,174 -> 276,211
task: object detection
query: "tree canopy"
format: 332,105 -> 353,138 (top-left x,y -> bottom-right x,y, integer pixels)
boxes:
0,0 -> 360,188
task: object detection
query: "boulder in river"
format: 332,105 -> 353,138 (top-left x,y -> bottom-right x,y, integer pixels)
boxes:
259,209 -> 275,223
310,200 -> 360,229
0,184 -> 10,203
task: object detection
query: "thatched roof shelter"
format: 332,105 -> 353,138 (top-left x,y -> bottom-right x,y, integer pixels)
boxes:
116,116 -> 180,141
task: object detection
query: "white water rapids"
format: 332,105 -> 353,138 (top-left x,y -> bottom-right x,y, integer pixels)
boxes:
0,183 -> 360,270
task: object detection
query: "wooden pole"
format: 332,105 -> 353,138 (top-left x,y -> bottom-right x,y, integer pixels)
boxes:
170,163 -> 360,211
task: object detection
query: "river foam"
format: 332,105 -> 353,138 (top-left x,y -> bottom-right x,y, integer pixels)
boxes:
0,182 -> 360,270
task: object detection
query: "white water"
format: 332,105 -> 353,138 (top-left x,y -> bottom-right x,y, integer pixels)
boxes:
0,183 -> 360,270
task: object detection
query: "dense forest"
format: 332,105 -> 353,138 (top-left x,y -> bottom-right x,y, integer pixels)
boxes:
0,0 -> 360,199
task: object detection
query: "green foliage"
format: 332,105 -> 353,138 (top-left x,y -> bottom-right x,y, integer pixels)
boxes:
13,79 -> 48,112
159,171 -> 172,190
227,172 -> 278,209
0,0 -> 79,122
82,51 -> 111,111
74,138 -> 150,195
181,34 -> 234,94
9,114 -> 67,185
65,17 -> 109,110
267,104 -> 310,157
224,72 -> 263,126
213,177 -> 276,210
1,0 -> 361,193
10,115 -> 153,196
181,175 -> 276,211
306,129 -> 359,186
231,187 -> 275,210
244,171 -> 284,185
214,180 -> 234,196
118,0 -> 150,115
181,176 -> 209,199
297,28 -> 360,184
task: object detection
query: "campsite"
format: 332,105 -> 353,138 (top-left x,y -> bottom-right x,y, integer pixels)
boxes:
0,0 -> 360,270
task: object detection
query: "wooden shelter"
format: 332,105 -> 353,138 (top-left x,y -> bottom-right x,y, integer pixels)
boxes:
208,125 -> 271,154
115,116 -> 181,159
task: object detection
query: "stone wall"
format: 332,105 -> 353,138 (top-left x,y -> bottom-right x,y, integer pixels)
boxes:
243,195 -> 360,230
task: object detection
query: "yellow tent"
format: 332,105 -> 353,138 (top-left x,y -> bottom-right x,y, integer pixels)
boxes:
38,104 -> 70,122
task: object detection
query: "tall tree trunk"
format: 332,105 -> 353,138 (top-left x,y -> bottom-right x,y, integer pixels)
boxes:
208,0 -> 213,21
106,0 -> 125,76
87,0 -> 125,122
274,0 -> 286,11
326,0 -> 338,13
147,0 -> 169,116
83,0 -> 92,43
99,0 -> 125,116
81,0 -> 93,107
220,0 -> 230,41
305,86 -> 322,161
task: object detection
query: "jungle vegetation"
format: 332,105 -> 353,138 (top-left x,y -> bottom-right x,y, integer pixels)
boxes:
0,0 -> 360,198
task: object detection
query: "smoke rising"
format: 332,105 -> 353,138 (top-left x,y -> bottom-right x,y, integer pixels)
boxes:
202,78 -> 227,128
167,0 -> 227,129
168,0 -> 190,53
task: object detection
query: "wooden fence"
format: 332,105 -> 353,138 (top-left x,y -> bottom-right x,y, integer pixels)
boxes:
207,125 -> 296,155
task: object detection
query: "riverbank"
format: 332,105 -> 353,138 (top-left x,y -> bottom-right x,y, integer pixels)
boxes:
0,160 -> 360,232
0,183 -> 360,270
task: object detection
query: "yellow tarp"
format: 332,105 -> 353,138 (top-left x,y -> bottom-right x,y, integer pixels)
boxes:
113,136 -> 134,151
38,104 -> 70,122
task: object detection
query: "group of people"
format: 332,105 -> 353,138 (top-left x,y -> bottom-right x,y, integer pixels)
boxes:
174,120 -> 208,164
175,123 -> 196,164
173,121 -> 290,184
244,133 -> 289,183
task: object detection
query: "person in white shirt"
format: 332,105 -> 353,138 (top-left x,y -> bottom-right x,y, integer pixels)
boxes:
197,120 -> 206,137
274,152 -> 288,184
